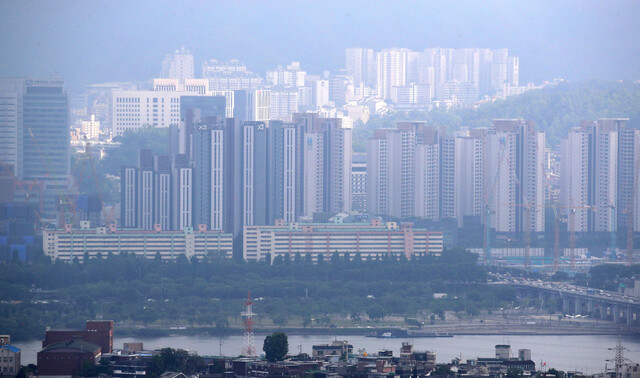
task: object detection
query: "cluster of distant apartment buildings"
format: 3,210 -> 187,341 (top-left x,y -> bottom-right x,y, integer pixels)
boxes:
90,46 -> 534,141
0,46 -> 635,264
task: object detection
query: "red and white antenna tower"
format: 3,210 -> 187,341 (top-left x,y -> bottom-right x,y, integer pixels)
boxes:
241,290 -> 256,356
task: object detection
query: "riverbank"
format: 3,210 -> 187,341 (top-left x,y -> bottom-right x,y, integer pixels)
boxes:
16,333 -> 640,374
113,319 -> 639,339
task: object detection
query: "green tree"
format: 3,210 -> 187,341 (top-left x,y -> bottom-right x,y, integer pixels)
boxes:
507,368 -> 524,378
366,303 -> 386,320
273,315 -> 287,327
215,316 -> 229,331
433,365 -> 453,376
147,347 -> 192,378
263,332 -> 288,362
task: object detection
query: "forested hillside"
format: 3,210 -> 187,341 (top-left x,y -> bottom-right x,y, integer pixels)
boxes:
353,80 -> 640,151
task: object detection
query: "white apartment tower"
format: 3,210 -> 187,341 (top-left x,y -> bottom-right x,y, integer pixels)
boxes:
376,49 -> 409,100
485,120 -> 545,234
270,89 -> 298,121
437,129 -> 486,227
458,130 -> 486,224
162,47 -> 195,80
415,135 -> 440,220
266,61 -> 306,88
81,115 -> 101,140
561,119 -> 629,232
294,114 -> 352,218
172,156 -> 193,231
367,122 -> 433,219
345,48 -> 376,87
367,128 -> 402,217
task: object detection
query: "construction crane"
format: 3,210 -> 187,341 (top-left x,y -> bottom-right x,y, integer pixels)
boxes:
486,129 -> 547,270
484,133 -> 511,265
567,201 -> 596,271
490,199 -> 543,269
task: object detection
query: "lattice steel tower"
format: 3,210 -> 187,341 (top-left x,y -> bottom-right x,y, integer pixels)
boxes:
241,290 -> 256,356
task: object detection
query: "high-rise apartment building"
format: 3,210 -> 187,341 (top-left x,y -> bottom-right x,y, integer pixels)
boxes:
120,166 -> 137,228
232,89 -> 271,122
192,125 -> 215,229
376,48 -> 410,100
161,47 -> 194,80
345,48 -> 376,87
121,151 -> 183,231
187,117 -> 299,237
172,154 -> 193,231
485,120 -> 545,234
307,77 -> 330,109
292,114 -> 352,218
269,89 -> 298,121
366,119 -> 542,234
154,155 -> 172,231
415,132 -> 441,220
173,95 -> 226,157
0,79 -> 22,177
561,119 -> 633,232
351,153 -> 367,213
439,129 -> 486,227
617,123 -> 640,231
202,59 -> 263,91
20,79 -> 70,220
397,122 -> 429,218
81,115 -> 101,140
367,122 -> 442,220
455,129 -> 486,226
367,128 -> 401,217
267,121 -> 298,224
266,62 -> 306,88
188,118 -> 241,234
348,47 -> 519,103
137,150 -> 155,230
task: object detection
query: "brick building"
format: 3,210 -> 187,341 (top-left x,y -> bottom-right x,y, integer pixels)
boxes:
43,320 -> 113,354
38,339 -> 101,377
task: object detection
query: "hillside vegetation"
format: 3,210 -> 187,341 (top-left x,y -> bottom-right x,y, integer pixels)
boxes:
0,250 -> 503,340
354,80 -> 640,151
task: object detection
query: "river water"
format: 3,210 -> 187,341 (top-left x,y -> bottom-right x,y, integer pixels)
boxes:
16,334 -> 640,374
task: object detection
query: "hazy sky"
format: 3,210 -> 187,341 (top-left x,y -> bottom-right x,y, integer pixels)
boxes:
1,0 -> 639,91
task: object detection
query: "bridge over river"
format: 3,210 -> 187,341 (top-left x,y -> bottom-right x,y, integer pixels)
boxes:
490,280 -> 640,325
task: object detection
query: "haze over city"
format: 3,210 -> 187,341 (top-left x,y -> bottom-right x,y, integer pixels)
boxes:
1,2 -> 640,378
1,0 -> 640,89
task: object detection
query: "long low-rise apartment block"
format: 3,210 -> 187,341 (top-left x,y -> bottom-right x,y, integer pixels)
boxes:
243,218 -> 444,262
43,222 -> 233,262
